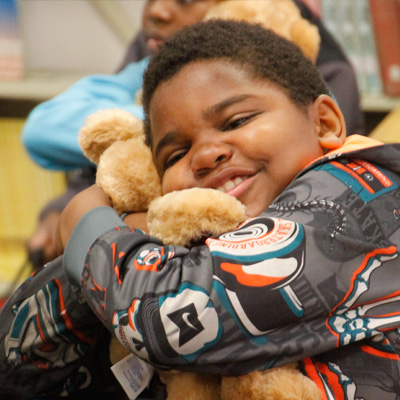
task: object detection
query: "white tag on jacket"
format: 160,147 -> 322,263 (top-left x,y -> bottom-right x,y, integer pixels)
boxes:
111,353 -> 155,399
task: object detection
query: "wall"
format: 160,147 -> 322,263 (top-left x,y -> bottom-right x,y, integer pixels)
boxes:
18,0 -> 146,74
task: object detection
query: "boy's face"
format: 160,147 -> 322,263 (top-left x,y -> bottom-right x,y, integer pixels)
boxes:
149,60 -> 327,217
142,0 -> 218,52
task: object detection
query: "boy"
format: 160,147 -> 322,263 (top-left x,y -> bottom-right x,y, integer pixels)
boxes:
2,20 -> 400,399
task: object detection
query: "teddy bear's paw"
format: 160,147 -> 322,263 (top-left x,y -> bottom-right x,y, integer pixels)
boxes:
79,108 -> 144,164
147,188 -> 247,247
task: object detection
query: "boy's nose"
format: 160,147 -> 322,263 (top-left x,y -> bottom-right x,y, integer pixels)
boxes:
191,143 -> 233,178
146,0 -> 174,22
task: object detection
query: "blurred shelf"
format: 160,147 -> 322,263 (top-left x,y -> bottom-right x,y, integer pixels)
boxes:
361,92 -> 400,113
1,72 -> 400,112
0,71 -> 87,101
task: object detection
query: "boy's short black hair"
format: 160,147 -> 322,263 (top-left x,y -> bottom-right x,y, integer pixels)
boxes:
142,19 -> 330,147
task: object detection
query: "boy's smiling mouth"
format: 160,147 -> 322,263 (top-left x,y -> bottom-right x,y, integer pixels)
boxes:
216,176 -> 250,194
201,167 -> 257,199
212,174 -> 256,199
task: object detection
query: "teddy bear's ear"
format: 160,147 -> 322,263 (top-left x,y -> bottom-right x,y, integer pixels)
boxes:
78,109 -> 144,165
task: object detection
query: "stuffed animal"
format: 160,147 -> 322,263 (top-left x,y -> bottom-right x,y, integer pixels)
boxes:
204,0 -> 321,63
78,109 -> 322,400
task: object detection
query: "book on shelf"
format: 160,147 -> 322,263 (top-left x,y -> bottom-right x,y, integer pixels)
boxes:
368,0 -> 400,97
320,0 -> 383,96
0,0 -> 24,81
353,0 -> 382,95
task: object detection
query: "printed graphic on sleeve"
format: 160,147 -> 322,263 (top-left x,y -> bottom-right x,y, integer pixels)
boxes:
316,159 -> 397,203
303,358 -> 356,400
5,279 -> 93,368
159,283 -> 222,361
361,333 -> 400,361
208,217 -> 305,337
113,299 -> 150,360
134,246 -> 175,272
327,247 -> 400,347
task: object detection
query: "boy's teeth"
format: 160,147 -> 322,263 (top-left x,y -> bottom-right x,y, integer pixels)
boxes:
217,176 -> 246,193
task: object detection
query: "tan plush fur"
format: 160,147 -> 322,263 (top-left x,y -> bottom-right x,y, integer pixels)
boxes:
147,188 -> 246,246
79,108 -> 145,164
158,370 -> 222,400
79,109 -> 162,213
221,365 -> 322,400
96,137 -> 161,214
204,0 -> 320,63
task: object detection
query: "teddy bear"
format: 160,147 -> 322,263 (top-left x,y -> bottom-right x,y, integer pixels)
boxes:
78,108 -> 322,400
204,0 -> 321,63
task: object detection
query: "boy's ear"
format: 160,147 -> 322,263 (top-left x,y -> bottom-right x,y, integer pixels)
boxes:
312,94 -> 346,151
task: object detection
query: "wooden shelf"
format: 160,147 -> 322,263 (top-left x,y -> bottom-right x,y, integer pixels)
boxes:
0,71 -> 87,101
361,92 -> 400,113
1,71 -> 400,112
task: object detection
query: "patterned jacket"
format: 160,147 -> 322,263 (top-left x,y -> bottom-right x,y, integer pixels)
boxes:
2,136 -> 400,399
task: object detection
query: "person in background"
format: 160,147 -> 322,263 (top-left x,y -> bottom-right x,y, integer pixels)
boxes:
25,167 -> 96,270
22,0 -> 365,279
1,19 -> 399,400
22,0 -> 221,272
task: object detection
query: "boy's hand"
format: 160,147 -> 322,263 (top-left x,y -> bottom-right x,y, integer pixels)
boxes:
55,185 -> 112,255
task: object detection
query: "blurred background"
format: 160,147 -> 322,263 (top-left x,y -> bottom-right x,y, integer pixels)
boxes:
0,0 -> 145,304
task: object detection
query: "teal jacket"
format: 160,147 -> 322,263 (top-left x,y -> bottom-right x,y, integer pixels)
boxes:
22,57 -> 149,170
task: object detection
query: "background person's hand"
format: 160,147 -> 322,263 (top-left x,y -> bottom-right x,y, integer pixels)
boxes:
26,210 -> 61,270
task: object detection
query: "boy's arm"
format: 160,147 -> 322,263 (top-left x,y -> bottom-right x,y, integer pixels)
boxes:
56,185 -> 113,253
55,185 -> 148,255
21,58 -> 149,171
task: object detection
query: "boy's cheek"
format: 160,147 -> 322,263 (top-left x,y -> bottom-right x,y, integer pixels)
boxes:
162,170 -> 188,194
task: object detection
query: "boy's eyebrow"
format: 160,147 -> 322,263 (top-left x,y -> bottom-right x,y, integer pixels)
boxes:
154,130 -> 179,159
202,94 -> 254,119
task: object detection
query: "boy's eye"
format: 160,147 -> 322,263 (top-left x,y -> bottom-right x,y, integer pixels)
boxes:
223,116 -> 252,131
176,0 -> 201,4
164,151 -> 186,170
